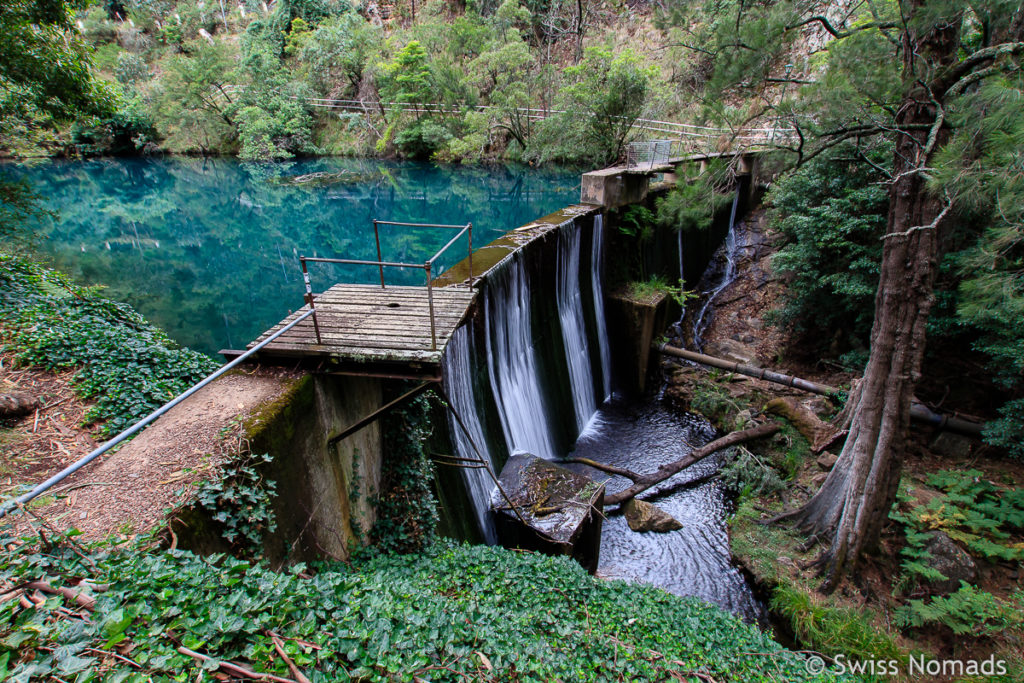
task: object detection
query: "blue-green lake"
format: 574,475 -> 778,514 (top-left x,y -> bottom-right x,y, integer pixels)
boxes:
5,158 -> 580,355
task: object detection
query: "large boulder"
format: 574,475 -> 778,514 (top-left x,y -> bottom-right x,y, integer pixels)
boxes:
929,432 -> 975,459
923,531 -> 978,595
621,498 -> 683,533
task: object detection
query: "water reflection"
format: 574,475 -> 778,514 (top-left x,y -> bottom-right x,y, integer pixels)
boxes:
4,157 -> 580,355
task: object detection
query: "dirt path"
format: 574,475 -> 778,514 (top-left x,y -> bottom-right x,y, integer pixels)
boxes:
1,353 -> 101,499
3,364 -> 300,543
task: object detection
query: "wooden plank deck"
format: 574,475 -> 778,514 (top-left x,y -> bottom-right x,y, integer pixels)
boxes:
249,283 -> 477,367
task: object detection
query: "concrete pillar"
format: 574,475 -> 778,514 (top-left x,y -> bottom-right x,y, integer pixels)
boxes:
581,168 -> 650,208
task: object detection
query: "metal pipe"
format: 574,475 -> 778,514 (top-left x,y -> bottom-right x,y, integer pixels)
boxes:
467,222 -> 473,284
659,344 -> 837,395
326,381 -> 435,447
0,309 -> 318,518
425,262 -> 436,350
372,220 -> 385,289
301,257 -> 424,269
427,226 -> 469,265
657,343 -> 985,436
373,220 -> 469,229
300,258 -> 321,344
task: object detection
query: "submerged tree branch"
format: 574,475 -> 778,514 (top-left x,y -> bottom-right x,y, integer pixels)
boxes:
565,423 -> 781,506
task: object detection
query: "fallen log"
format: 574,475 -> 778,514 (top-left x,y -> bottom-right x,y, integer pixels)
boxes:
0,392 -> 40,420
565,422 -> 780,506
24,581 -> 96,611
657,344 -> 985,436
177,646 -> 299,683
270,632 -> 313,683
764,397 -> 837,452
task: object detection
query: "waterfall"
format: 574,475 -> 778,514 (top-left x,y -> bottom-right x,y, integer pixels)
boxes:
590,215 -> 612,401
485,251 -> 557,460
557,221 -> 597,432
691,189 -> 741,349
441,324 -> 498,544
440,213 -> 612,541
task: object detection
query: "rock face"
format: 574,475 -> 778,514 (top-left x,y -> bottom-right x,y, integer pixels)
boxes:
815,452 -> 838,470
705,339 -> 760,367
621,498 -> 683,533
491,453 -> 605,573
923,531 -> 979,595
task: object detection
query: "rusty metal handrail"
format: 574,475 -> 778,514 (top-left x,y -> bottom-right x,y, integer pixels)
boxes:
372,220 -> 474,288
300,219 -> 474,352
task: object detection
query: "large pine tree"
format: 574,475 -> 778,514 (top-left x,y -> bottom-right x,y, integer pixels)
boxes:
677,0 -> 1024,588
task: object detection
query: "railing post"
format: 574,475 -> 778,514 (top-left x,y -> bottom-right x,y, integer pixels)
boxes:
373,219 -> 386,288
467,222 -> 473,285
300,257 -> 322,345
425,262 -> 436,350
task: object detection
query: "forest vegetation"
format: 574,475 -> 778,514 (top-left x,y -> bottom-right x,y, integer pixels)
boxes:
2,0 -> 1024,679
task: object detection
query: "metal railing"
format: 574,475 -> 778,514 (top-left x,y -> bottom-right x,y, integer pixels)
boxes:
626,140 -> 673,170
0,308 -> 317,519
299,220 -> 474,351
214,87 -> 797,152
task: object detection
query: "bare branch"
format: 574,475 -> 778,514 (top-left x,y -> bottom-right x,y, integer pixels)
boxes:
934,41 -> 1024,95
785,16 -> 895,39
881,198 -> 953,240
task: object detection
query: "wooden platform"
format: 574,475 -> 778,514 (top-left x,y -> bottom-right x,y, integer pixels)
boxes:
247,283 -> 477,372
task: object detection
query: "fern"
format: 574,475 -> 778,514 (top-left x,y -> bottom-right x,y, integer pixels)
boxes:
890,471 -> 1024,589
895,584 -> 1023,636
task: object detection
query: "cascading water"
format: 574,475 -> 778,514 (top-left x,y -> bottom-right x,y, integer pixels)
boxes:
590,215 -> 612,401
567,401 -> 765,621
691,189 -> 741,350
484,251 -> 558,460
557,221 -> 597,432
440,215 -> 610,540
438,212 -> 763,620
441,324 -> 498,544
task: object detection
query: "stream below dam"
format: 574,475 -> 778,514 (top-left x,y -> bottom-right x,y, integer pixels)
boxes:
567,397 -> 766,621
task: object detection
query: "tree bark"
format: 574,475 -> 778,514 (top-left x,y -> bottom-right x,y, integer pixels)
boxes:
776,2 -> 961,591
0,392 -> 39,419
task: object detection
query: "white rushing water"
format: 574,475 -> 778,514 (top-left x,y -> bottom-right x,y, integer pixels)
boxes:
691,189 -> 741,349
441,324 -> 498,544
557,221 -> 597,432
485,251 -> 558,460
439,212 -> 764,620
591,215 -> 612,401
441,215 -> 612,539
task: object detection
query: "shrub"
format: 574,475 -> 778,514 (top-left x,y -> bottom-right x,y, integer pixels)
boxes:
889,470 -> 1024,591
895,584 -> 1024,636
394,118 -> 454,160
766,143 -> 890,355
0,540 -> 841,681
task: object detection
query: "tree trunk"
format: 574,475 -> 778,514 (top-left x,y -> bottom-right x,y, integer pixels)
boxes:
777,3 -> 960,591
565,422 -> 780,506
0,392 -> 40,419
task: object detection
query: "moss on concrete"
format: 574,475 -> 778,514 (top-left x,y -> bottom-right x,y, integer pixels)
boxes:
242,374 -> 314,455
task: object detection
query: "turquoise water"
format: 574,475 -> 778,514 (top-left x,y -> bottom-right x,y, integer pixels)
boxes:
5,158 -> 580,355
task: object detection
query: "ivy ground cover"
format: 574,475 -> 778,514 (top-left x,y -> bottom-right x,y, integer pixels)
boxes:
0,541 -> 850,682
